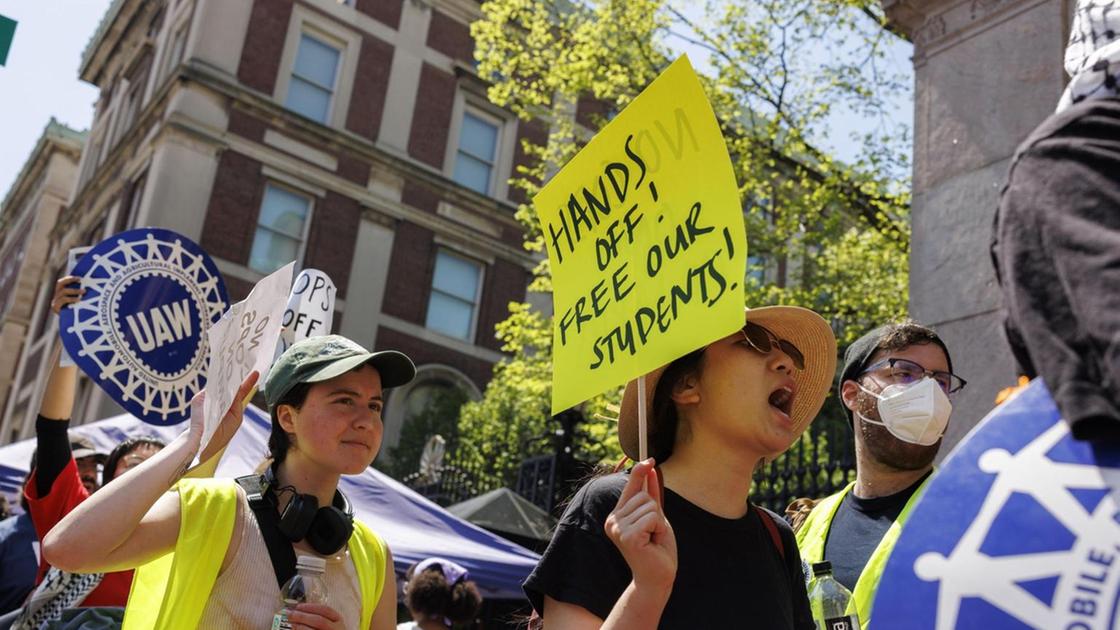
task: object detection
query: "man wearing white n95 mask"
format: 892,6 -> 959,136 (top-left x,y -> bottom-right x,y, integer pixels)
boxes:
791,321 -> 965,629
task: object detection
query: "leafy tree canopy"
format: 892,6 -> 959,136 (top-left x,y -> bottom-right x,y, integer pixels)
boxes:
453,0 -> 911,488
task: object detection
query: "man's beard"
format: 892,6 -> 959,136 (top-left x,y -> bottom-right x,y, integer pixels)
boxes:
853,389 -> 941,471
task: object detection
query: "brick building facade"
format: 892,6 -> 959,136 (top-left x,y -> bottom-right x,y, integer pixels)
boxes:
0,0 -> 546,467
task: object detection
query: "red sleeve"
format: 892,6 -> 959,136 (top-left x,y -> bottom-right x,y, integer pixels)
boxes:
24,458 -> 89,584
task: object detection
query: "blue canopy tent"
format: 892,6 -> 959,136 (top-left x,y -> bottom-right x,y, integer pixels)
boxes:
0,405 -> 538,600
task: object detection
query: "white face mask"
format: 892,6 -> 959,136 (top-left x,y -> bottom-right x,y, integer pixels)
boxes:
856,377 -> 952,446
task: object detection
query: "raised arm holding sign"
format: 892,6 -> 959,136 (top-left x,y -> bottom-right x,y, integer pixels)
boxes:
202,262 -> 294,455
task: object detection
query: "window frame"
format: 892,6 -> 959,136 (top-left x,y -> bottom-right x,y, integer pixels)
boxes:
272,7 -> 360,130
451,107 -> 502,195
424,248 -> 486,343
284,32 -> 343,125
248,182 -> 315,275
443,92 -> 518,200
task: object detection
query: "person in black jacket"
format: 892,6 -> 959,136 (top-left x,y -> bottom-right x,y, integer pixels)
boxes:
990,1 -> 1120,442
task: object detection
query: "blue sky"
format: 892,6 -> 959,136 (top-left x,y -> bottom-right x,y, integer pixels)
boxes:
0,0 -> 110,200
0,1 -> 913,202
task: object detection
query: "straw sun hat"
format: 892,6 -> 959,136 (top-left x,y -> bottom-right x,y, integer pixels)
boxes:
618,306 -> 838,461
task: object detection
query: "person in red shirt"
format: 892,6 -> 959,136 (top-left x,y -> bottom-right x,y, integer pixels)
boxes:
21,277 -> 165,608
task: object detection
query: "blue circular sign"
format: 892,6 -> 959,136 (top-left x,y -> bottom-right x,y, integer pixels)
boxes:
873,380 -> 1120,629
59,228 -> 228,425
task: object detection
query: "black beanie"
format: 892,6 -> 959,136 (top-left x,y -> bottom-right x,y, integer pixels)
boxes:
838,323 -> 953,423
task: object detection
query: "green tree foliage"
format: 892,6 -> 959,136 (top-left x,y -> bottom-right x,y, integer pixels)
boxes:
453,0 -> 911,485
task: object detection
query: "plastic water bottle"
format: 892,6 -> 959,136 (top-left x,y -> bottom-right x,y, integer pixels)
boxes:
272,555 -> 328,630
807,561 -> 861,630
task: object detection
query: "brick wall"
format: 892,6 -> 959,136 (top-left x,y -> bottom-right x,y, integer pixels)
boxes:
199,151 -> 264,265
576,94 -> 613,129
355,0 -> 402,30
426,10 -> 473,64
337,155 -> 371,186
228,109 -> 267,143
346,34 -> 394,143
304,191 -> 361,299
510,117 -> 548,205
407,64 -> 456,169
475,258 -> 528,352
381,221 -> 434,324
374,326 -> 493,392
401,180 -> 441,214
238,0 -> 294,95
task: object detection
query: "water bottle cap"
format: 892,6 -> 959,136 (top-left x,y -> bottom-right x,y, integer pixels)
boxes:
811,561 -> 833,576
297,555 -> 327,573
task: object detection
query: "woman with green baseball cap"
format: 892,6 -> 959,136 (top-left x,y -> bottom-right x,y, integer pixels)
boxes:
41,334 -> 415,630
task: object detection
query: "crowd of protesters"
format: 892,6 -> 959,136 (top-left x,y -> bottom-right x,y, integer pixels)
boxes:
0,1 -> 1117,628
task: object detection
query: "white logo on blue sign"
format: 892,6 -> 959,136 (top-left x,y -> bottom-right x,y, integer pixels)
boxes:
873,380 -> 1120,629
59,228 -> 228,425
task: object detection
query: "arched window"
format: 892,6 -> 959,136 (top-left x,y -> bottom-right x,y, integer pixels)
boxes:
379,365 -> 480,477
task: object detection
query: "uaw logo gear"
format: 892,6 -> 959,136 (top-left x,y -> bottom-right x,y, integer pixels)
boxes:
59,228 -> 228,425
873,379 -> 1120,629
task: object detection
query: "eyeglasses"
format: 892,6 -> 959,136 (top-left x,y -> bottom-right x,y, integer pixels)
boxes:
740,322 -> 805,370
860,357 -> 967,394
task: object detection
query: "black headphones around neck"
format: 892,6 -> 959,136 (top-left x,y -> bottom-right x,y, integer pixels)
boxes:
264,466 -> 354,555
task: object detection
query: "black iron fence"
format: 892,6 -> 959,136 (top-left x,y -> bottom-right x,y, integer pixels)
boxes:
400,457 -> 499,507
403,415 -> 857,516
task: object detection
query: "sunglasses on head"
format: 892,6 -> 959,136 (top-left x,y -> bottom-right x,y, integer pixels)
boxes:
740,321 -> 805,370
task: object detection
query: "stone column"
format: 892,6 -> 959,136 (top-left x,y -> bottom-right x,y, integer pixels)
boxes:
881,0 -> 1073,451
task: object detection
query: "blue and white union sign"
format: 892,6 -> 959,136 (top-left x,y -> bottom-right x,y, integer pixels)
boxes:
873,379 -> 1120,629
59,228 -> 229,425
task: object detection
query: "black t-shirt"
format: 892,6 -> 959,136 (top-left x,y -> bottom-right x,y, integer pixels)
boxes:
823,471 -> 932,592
524,472 -> 814,629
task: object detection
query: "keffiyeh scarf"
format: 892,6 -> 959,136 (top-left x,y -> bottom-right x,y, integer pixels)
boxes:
1058,0 -> 1120,111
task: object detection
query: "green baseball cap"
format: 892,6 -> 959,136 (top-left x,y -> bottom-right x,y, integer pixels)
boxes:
264,335 -> 416,409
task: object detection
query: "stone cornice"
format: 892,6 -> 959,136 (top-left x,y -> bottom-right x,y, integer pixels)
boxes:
883,0 -> 1056,63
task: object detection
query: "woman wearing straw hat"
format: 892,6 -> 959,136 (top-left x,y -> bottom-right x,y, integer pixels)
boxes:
524,306 -> 836,629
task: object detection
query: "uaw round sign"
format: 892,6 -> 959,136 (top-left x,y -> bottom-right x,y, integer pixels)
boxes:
873,379 -> 1120,630
59,228 -> 229,425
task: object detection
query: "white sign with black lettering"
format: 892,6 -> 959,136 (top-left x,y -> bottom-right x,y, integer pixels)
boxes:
202,262 -> 294,452
276,269 -> 336,360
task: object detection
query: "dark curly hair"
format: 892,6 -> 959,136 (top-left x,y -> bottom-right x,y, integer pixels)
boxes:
103,436 -> 167,484
404,563 -> 483,626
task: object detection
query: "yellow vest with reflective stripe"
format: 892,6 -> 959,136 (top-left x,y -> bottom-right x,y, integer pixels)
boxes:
121,478 -> 387,630
794,476 -> 931,629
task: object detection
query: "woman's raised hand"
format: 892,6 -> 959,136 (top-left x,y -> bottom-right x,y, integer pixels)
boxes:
604,458 -> 677,593
51,275 -> 83,314
187,371 -> 259,461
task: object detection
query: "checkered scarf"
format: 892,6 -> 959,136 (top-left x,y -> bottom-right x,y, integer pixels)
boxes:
10,567 -> 103,630
1059,0 -> 1120,111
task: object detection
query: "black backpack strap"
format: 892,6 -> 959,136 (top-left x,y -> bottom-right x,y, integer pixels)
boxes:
235,474 -> 297,588
753,503 -> 786,561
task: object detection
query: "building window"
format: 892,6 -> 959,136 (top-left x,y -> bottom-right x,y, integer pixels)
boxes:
162,23 -> 187,82
284,33 -> 341,124
425,250 -> 483,341
249,184 -> 311,274
452,110 -> 500,195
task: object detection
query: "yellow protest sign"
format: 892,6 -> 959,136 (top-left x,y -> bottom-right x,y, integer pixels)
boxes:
537,55 -> 746,414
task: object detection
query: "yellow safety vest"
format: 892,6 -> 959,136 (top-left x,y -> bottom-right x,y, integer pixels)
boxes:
794,476 -> 931,629
121,478 -> 387,630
